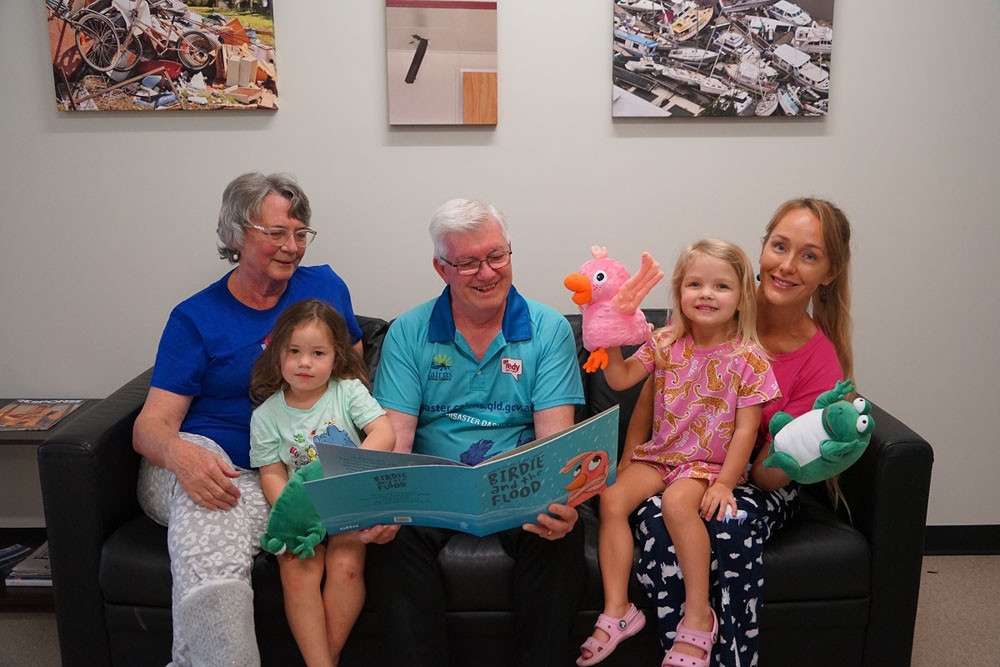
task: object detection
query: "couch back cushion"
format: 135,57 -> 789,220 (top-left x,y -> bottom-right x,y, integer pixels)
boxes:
357,309 -> 671,460
573,309 -> 669,457
357,316 -> 390,381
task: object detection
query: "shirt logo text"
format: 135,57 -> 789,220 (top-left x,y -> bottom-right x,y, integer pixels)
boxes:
501,357 -> 523,381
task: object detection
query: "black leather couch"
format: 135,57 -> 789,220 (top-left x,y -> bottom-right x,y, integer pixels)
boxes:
38,312 -> 934,667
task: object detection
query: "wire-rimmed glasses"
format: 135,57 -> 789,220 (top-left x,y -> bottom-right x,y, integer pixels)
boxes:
248,224 -> 317,247
438,248 -> 512,275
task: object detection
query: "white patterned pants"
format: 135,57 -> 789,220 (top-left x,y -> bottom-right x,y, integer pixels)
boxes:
137,433 -> 269,667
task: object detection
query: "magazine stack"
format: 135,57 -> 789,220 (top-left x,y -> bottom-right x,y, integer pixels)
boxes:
4,542 -> 52,587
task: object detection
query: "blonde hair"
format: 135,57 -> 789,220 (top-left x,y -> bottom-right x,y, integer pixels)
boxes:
652,239 -> 761,365
764,198 -> 853,380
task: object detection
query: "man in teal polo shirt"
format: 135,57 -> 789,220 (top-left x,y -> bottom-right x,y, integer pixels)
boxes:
367,198 -> 586,666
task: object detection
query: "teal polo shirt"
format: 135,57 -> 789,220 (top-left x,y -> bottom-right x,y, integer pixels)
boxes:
373,286 -> 584,463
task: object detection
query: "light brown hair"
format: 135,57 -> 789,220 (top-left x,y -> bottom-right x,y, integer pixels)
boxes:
250,299 -> 367,405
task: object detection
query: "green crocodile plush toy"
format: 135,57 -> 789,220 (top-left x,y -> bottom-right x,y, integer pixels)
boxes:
764,379 -> 874,484
260,459 -> 326,559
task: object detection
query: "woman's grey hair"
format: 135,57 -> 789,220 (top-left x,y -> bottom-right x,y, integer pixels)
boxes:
216,172 -> 312,263
429,198 -> 510,258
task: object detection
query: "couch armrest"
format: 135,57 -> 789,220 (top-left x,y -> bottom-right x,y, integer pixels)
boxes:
839,401 -> 934,667
37,368 -> 152,667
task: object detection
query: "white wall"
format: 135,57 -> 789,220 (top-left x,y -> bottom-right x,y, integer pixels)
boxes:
1,0 -> 996,527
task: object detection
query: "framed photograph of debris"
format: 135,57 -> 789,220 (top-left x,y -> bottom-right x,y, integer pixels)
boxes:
386,0 -> 498,125
613,1 -> 833,117
45,0 -> 278,111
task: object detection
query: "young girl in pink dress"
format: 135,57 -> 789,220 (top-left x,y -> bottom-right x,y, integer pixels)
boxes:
578,239 -> 779,667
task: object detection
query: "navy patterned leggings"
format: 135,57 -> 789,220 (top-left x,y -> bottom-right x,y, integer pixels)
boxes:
631,483 -> 801,667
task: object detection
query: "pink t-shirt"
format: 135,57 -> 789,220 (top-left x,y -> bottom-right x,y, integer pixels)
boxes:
630,335 -> 780,471
757,327 -> 843,447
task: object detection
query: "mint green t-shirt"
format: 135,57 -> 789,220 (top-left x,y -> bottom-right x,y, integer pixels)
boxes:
249,378 -> 385,476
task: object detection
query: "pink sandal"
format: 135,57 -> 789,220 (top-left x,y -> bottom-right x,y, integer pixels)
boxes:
661,608 -> 718,667
576,603 -> 646,666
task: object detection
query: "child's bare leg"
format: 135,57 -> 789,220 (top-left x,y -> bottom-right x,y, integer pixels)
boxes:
581,463 -> 665,661
322,532 -> 366,666
661,478 -> 714,661
279,544 -> 334,667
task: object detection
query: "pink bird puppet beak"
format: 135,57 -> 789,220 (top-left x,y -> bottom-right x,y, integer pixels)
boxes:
564,273 -> 591,305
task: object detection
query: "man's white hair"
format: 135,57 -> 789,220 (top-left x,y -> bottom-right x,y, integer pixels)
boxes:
429,198 -> 510,258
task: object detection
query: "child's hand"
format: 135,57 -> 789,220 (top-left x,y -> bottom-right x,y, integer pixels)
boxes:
700,481 -> 737,521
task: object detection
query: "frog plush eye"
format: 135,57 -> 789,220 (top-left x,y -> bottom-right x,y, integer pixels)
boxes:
593,271 -> 607,284
588,455 -> 603,472
856,415 -> 870,433
853,397 -> 868,414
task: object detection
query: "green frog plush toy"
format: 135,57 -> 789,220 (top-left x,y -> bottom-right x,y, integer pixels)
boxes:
764,379 -> 874,484
260,459 -> 326,559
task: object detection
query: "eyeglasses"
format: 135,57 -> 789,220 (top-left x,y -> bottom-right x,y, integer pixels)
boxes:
248,223 -> 317,247
438,248 -> 512,275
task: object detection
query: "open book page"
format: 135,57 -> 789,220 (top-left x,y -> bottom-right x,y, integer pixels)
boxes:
316,444 -> 463,478
305,406 -> 619,537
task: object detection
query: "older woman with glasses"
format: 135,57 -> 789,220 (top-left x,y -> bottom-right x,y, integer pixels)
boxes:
132,172 -> 366,666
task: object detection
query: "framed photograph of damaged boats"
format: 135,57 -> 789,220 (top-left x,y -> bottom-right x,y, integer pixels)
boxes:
45,0 -> 279,111
386,0 -> 498,125
613,0 -> 833,118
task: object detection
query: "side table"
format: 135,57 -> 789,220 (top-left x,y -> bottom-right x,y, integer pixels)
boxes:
1,398 -> 101,611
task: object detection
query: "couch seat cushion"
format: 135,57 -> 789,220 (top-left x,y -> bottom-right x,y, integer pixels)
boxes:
580,493 -> 870,610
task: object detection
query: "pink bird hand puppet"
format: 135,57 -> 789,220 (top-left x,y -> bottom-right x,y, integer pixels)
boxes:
564,246 -> 663,373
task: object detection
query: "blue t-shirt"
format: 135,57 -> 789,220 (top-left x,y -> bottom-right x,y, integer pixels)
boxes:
373,286 -> 584,463
150,265 -> 362,469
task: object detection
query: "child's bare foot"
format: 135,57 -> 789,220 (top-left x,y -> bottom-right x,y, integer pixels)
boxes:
663,608 -> 717,666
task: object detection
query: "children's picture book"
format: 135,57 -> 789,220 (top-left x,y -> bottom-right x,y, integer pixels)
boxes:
305,406 -> 619,537
0,399 -> 84,431
4,542 -> 52,587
